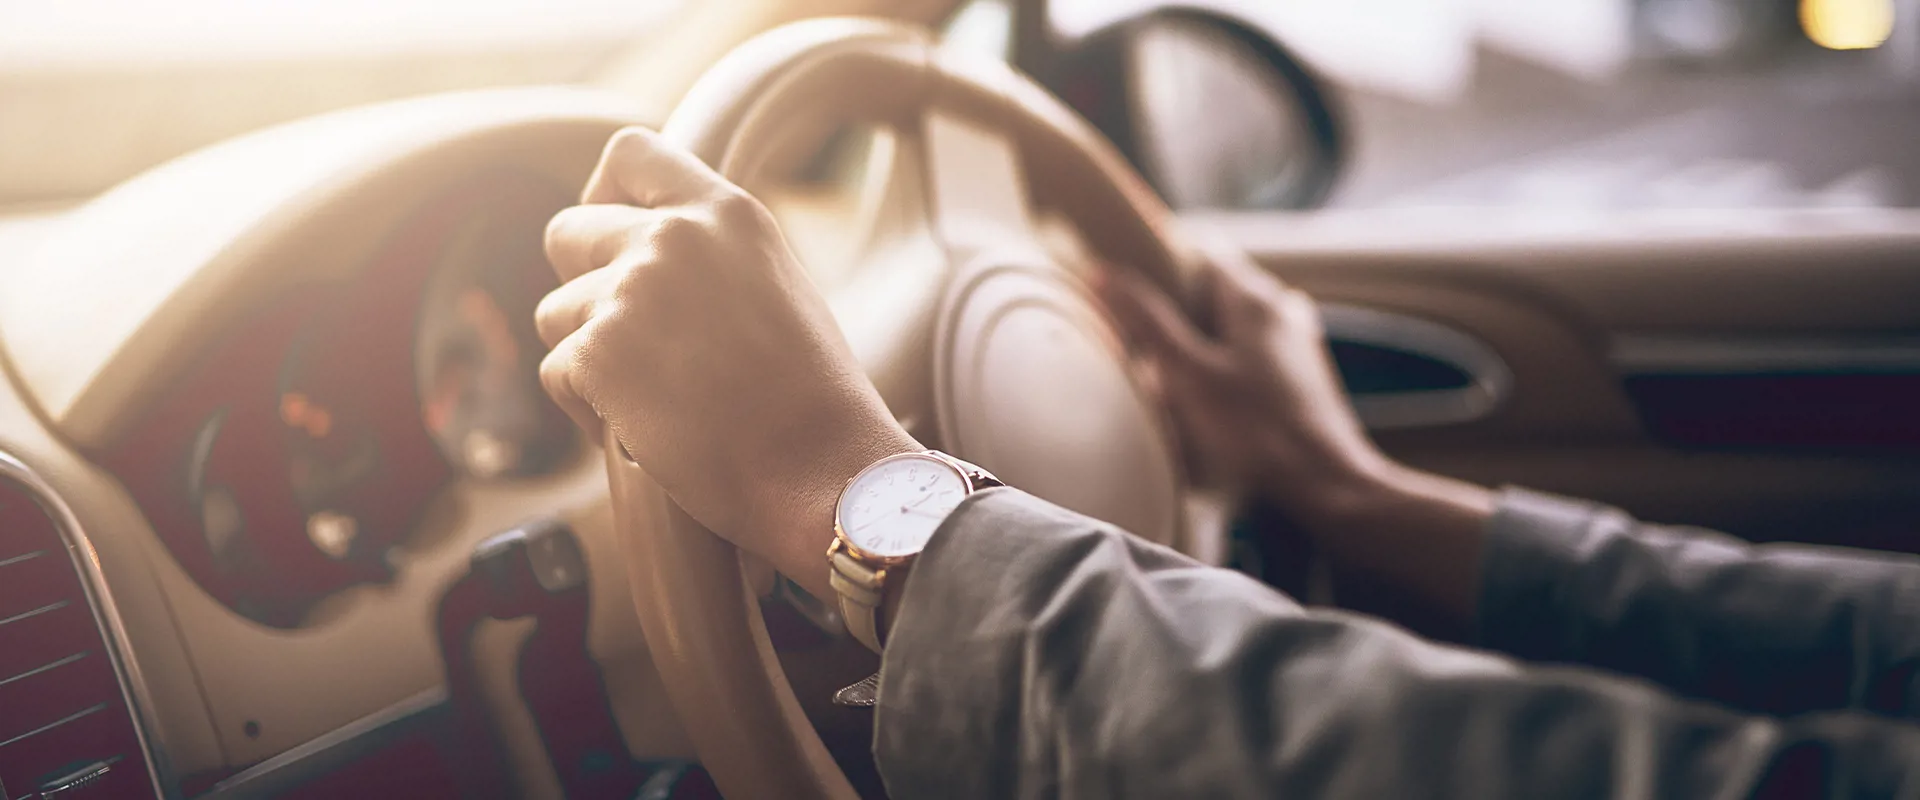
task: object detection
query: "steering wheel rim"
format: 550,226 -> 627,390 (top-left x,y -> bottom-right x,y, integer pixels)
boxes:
605,17 -> 1200,799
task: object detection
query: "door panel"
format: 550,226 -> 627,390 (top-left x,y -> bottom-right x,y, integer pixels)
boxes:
1203,208 -> 1920,551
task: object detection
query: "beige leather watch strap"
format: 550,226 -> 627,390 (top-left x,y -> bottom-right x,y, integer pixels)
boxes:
827,452 -> 1001,656
828,549 -> 887,653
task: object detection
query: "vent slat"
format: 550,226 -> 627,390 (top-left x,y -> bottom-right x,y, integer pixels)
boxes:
0,549 -> 45,568
0,600 -> 69,628
0,703 -> 106,750
0,651 -> 88,689
0,468 -> 157,797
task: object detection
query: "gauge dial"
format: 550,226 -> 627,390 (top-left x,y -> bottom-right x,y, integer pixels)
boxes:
836,454 -> 971,559
414,213 -> 575,479
105,174 -> 567,629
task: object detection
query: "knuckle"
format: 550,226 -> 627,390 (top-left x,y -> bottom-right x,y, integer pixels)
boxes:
645,211 -> 716,259
708,188 -> 767,228
1228,290 -> 1274,323
606,256 -> 662,308
594,220 -> 642,270
532,290 -> 573,338
543,207 -> 583,260
537,346 -> 574,399
532,290 -> 560,327
603,126 -> 657,166
1285,291 -> 1322,327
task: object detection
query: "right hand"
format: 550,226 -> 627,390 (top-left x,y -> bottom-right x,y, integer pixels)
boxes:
1095,240 -> 1385,526
535,127 -> 918,601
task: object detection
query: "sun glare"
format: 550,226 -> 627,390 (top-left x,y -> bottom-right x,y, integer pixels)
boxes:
1800,0 -> 1896,50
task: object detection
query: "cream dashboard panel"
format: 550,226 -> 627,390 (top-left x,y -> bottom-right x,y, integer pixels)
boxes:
0,87 -> 696,779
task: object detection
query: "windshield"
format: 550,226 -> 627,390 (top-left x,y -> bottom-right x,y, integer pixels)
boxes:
6,0 -> 1917,211
0,0 -> 675,64
0,0 -> 681,206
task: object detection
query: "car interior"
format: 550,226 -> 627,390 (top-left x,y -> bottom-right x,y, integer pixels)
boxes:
1,0 -> 1917,798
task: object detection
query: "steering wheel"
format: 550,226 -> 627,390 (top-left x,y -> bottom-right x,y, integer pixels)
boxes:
604,17 -> 1210,799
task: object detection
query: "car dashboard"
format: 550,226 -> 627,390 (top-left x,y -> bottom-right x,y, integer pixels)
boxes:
0,87 -> 730,798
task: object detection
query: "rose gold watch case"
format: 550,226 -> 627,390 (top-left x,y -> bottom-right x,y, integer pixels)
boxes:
828,449 -> 988,568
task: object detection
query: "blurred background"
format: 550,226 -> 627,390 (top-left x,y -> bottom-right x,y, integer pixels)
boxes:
2,0 -> 1915,211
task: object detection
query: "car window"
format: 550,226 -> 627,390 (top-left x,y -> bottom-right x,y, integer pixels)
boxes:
1338,0 -> 1919,210
942,0 -> 1015,61
949,0 -> 1920,210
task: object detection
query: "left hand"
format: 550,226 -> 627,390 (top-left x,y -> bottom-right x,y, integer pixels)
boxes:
534,127 -> 918,595
1095,239 -> 1381,525
1099,240 -> 1496,622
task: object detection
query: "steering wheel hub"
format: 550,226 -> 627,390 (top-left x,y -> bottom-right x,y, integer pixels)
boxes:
936,259 -> 1182,545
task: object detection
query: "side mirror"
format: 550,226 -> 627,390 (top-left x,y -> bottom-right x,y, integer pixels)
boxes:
1036,9 -> 1347,210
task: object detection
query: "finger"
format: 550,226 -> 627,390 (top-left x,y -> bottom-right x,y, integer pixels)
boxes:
538,327 -> 606,445
1097,269 -> 1190,357
533,266 -> 620,349
1183,251 -> 1224,339
1185,225 -> 1295,333
544,203 -> 656,282
582,126 -> 738,208
1189,221 -> 1281,292
1099,269 -> 1233,376
1134,355 -> 1233,484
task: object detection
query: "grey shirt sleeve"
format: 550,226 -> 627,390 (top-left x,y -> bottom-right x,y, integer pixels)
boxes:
874,488 -> 1920,800
1476,487 -> 1920,719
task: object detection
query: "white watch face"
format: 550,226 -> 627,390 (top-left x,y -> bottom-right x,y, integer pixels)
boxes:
837,454 -> 971,558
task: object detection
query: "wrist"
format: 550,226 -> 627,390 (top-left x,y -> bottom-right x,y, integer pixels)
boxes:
1256,438 -> 1397,537
1276,454 -> 1498,623
759,420 -> 920,604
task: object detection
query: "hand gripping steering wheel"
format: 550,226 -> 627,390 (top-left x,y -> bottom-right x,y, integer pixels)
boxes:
604,17 -> 1208,799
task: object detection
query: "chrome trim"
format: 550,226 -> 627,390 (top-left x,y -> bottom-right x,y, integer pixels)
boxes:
0,549 -> 46,568
1611,334 -> 1920,374
0,651 -> 88,688
198,687 -> 449,800
0,703 -> 106,749
1319,304 -> 1513,430
0,600 -> 69,627
0,451 -> 173,799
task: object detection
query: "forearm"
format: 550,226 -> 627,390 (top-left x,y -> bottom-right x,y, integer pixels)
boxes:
1281,458 -> 1920,718
1281,458 -> 1497,627
876,489 -> 1920,798
1477,488 -> 1920,718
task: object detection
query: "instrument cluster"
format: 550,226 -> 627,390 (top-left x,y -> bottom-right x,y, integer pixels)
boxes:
98,173 -> 576,627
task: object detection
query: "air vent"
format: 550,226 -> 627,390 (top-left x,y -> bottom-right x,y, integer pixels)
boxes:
1321,304 -> 1512,431
1329,340 -> 1474,394
0,456 -> 159,799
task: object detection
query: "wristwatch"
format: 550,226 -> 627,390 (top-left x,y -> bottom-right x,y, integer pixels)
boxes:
827,450 -> 1001,654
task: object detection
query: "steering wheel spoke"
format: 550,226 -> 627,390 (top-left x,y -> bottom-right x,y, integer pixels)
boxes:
914,108 -> 1047,262
827,111 -> 1050,443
